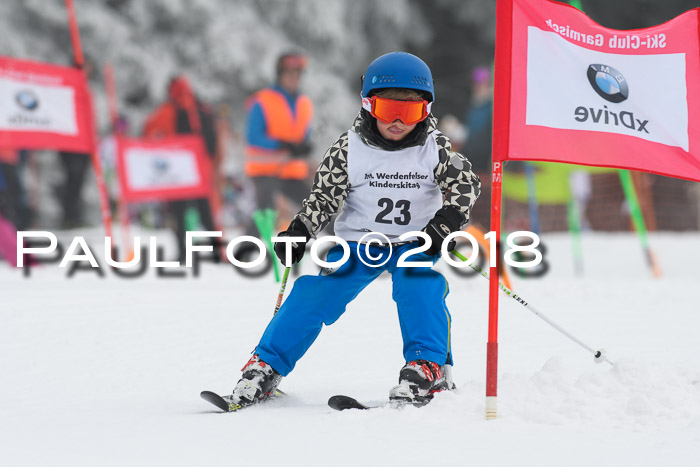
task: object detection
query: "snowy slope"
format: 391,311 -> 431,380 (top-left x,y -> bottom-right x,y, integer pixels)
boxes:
1,232 -> 699,466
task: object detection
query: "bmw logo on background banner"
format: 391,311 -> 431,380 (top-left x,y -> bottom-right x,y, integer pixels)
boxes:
15,90 -> 40,111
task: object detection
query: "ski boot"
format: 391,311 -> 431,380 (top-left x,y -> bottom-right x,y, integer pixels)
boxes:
389,360 -> 452,404
231,354 -> 283,406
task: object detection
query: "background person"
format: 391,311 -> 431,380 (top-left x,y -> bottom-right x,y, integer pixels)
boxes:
462,65 -> 494,227
143,75 -> 221,261
244,51 -> 314,232
463,65 -> 493,175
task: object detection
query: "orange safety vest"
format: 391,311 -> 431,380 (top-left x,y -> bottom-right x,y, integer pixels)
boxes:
244,88 -> 313,180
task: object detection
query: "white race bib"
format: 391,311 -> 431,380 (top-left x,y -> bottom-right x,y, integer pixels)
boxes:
334,131 -> 442,243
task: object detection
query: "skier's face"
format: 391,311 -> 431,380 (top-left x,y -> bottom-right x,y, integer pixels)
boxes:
376,118 -> 417,141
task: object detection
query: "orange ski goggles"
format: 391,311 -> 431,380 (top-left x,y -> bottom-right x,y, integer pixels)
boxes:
362,96 -> 431,125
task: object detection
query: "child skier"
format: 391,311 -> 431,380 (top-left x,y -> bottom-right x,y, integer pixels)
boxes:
231,52 -> 481,406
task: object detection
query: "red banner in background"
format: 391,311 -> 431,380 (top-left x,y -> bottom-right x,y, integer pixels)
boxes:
116,136 -> 213,203
0,56 -> 93,153
496,0 -> 700,182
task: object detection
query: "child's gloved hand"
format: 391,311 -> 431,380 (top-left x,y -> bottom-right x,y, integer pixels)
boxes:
419,206 -> 464,256
273,218 -> 311,265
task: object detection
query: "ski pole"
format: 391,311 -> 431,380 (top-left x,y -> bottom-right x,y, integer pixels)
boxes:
273,266 -> 291,315
450,250 -> 613,366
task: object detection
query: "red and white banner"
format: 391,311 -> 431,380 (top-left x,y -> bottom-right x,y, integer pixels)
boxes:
494,0 -> 700,182
116,136 -> 212,203
0,56 -> 93,153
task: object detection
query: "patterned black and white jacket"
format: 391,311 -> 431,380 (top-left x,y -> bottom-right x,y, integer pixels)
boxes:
293,111 -> 481,237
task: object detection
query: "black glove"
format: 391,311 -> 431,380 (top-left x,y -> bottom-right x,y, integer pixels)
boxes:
281,141 -> 313,159
273,218 -> 311,265
418,206 -> 465,256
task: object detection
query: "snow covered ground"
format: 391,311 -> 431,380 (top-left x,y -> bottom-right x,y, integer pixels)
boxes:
1,231 -> 699,466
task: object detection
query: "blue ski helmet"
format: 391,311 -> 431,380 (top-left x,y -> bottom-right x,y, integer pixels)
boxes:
361,52 -> 434,102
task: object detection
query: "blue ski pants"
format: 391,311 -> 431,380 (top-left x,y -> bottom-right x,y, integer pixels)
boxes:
255,242 -> 452,376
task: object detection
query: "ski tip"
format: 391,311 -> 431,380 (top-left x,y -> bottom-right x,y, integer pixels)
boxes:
200,390 -> 220,400
328,395 -> 370,411
201,389 -> 287,413
328,394 -> 433,411
200,390 -> 233,412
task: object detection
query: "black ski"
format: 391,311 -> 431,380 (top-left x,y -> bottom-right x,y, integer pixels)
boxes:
328,394 -> 431,411
200,389 -> 286,413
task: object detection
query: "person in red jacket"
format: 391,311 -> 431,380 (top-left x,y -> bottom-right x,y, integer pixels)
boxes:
143,75 -> 221,261
244,52 -> 314,222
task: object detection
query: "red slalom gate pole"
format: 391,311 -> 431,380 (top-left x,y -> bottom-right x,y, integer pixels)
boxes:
65,0 -> 84,68
65,0 -> 114,240
487,0 -> 514,420
104,64 -> 133,261
486,161 -> 503,420
104,64 -> 119,126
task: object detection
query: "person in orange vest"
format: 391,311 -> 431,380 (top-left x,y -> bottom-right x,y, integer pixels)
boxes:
244,51 -> 314,221
143,75 -> 221,261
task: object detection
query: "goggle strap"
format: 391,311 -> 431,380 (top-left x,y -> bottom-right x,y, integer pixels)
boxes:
362,97 -> 372,113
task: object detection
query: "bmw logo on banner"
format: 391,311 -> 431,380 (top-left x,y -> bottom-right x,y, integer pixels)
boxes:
587,64 -> 629,103
15,90 -> 40,111
153,158 -> 170,172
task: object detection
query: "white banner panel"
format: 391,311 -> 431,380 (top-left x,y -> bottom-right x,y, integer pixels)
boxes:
0,77 -> 78,135
125,147 -> 201,190
526,27 -> 688,151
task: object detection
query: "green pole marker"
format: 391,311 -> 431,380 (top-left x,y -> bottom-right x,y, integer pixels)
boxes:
253,208 -> 280,282
618,170 -> 660,276
565,0 -> 584,274
566,197 -> 584,276
618,170 -> 649,247
184,206 -> 200,231
562,0 -> 600,277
